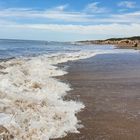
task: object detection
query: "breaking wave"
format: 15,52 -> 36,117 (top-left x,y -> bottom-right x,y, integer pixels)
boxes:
0,51 -> 99,140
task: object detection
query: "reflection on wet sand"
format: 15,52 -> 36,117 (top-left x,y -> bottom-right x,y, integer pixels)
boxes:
56,53 -> 140,140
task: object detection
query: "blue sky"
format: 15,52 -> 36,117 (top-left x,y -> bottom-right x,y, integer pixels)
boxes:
0,0 -> 140,41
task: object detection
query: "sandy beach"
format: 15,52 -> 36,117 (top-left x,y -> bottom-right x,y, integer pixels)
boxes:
55,52 -> 140,140
0,0 -> 140,139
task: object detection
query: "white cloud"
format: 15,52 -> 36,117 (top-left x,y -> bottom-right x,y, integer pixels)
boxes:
110,11 -> 140,23
84,2 -> 109,13
0,8 -> 92,22
118,1 -> 136,8
1,7 -> 140,24
54,4 -> 69,11
0,4 -> 140,40
1,23 -> 140,36
0,22 -> 140,41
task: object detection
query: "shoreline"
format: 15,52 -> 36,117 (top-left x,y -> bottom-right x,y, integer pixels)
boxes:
0,51 -> 99,139
0,48 -> 140,139
55,52 -> 140,140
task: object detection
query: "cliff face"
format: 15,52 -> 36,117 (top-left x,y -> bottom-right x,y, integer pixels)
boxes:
77,36 -> 140,48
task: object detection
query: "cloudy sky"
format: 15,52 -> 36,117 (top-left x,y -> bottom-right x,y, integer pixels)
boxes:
0,0 -> 140,41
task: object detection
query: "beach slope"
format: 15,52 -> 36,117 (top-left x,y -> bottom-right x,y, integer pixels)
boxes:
55,52 -> 140,140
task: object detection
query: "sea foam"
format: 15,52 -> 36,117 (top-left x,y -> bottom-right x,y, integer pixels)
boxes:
0,51 -> 98,140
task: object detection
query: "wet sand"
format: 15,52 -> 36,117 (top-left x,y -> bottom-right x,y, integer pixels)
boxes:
54,52 -> 140,140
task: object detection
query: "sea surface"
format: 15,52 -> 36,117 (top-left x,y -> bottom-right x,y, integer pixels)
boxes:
0,39 -> 116,59
0,39 -> 138,140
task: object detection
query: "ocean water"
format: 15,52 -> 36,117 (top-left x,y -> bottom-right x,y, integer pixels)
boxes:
0,39 -> 116,59
0,39 -> 138,140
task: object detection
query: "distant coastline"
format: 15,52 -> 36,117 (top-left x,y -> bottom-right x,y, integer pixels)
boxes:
76,36 -> 140,48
